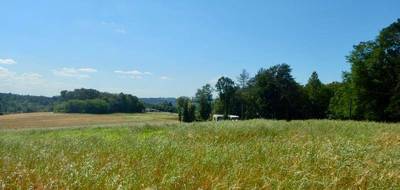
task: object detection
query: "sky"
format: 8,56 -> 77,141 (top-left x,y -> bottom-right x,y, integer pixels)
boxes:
0,0 -> 399,97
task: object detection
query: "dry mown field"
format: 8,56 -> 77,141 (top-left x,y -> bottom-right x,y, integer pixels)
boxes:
0,112 -> 178,130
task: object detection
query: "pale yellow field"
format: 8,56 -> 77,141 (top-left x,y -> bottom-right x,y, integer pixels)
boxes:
0,112 -> 178,130
1,119 -> 399,189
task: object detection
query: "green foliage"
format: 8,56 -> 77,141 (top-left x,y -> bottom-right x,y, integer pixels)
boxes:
54,89 -> 144,114
195,84 -> 213,120
328,73 -> 357,119
60,89 -> 101,100
145,101 -> 177,113
0,93 -> 55,114
348,19 -> 400,121
54,99 -> 109,114
176,96 -> 195,122
385,81 -> 400,120
177,96 -> 188,121
215,77 -> 237,117
248,64 -> 305,120
304,72 -> 334,118
184,102 -> 196,122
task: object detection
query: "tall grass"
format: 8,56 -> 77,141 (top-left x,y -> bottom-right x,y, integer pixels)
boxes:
1,120 -> 399,189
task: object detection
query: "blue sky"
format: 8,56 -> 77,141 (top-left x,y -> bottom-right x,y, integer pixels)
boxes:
0,0 -> 399,97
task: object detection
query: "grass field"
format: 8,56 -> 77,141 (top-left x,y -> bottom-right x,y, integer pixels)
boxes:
0,112 -> 178,130
1,113 -> 399,189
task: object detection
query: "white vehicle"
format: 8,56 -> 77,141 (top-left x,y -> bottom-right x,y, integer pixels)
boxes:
213,114 -> 239,121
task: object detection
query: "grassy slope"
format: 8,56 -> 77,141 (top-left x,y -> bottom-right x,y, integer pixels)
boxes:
0,120 -> 399,189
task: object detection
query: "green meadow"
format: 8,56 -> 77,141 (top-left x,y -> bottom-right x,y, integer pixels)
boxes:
1,118 -> 399,189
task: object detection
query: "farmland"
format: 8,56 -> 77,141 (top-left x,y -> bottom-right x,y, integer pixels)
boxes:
0,112 -> 178,130
0,113 -> 399,189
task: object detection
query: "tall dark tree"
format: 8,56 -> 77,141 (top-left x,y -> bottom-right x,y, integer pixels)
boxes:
250,64 -> 304,120
195,84 -> 213,121
185,102 -> 196,122
328,72 -> 357,119
235,69 -> 251,118
215,77 -> 237,117
305,72 -> 333,118
177,96 -> 190,121
385,81 -> 400,120
177,96 -> 195,122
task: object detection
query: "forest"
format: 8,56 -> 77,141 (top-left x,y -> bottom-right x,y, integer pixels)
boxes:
0,89 -> 145,114
53,89 -> 145,114
0,93 -> 54,114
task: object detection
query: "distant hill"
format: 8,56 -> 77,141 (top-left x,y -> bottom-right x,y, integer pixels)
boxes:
140,98 -> 177,106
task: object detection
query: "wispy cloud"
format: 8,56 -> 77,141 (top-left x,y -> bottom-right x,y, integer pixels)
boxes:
160,76 -> 172,80
0,66 -> 67,96
53,67 -> 97,79
0,67 -> 13,77
0,58 -> 17,65
0,66 -> 43,84
78,68 -> 97,73
114,70 -> 152,79
101,21 -> 128,34
114,28 -> 127,34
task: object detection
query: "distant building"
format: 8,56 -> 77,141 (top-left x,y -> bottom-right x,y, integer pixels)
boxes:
213,114 -> 239,121
213,114 -> 224,121
228,115 -> 239,121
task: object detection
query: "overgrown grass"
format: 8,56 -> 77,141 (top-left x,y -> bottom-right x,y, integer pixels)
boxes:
1,120 -> 399,189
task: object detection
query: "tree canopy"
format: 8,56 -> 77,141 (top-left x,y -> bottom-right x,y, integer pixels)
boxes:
55,89 -> 145,114
346,19 -> 400,121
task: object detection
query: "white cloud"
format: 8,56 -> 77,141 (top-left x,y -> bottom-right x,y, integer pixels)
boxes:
18,73 -> 43,81
114,70 -> 152,79
0,66 -> 65,96
0,58 -> 17,65
114,28 -> 127,34
0,67 -> 13,77
101,21 -> 128,34
53,67 -> 97,78
0,66 -> 44,85
78,68 -> 97,73
101,21 -> 116,25
160,76 -> 172,80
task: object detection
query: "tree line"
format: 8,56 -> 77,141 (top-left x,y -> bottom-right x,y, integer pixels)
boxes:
54,89 -> 145,114
0,93 -> 54,114
0,89 -> 146,114
177,19 -> 400,122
